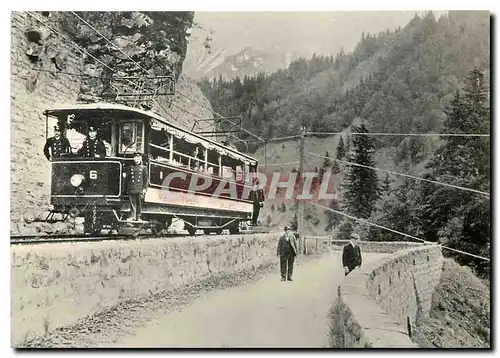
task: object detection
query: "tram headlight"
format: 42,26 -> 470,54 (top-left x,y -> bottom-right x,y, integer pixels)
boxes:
70,174 -> 85,187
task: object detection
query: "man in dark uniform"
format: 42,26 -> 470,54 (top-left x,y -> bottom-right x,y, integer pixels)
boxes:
342,232 -> 362,276
277,225 -> 298,281
250,181 -> 265,225
43,125 -> 71,160
126,152 -> 149,221
77,126 -> 106,158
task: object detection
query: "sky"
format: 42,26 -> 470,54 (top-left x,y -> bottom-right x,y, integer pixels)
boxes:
189,11 -> 450,58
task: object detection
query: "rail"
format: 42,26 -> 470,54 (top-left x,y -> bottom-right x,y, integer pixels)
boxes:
10,227 -> 274,245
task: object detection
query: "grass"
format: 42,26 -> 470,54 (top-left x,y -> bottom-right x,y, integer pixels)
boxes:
412,258 -> 491,348
11,234 -> 281,346
328,296 -> 365,348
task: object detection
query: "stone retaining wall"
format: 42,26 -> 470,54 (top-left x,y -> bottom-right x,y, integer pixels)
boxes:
329,244 -> 443,348
11,233 -> 279,345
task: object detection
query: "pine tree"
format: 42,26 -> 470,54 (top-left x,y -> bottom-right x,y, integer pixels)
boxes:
331,161 -> 341,174
421,68 -> 490,275
318,151 -> 331,183
342,122 -> 380,219
322,150 -> 331,168
336,136 -> 346,159
325,199 -> 342,231
289,214 -> 298,231
381,173 -> 391,193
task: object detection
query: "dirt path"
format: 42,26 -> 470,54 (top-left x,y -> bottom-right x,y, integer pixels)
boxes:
106,252 -> 385,348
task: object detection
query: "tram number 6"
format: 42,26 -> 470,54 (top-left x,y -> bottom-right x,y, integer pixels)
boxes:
89,170 -> 98,180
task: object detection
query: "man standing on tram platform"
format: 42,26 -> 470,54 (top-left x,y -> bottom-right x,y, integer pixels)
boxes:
77,126 -> 106,158
125,152 -> 149,221
250,180 -> 265,225
43,125 -> 71,160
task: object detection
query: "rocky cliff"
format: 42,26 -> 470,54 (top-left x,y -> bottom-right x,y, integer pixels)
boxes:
10,11 -> 214,235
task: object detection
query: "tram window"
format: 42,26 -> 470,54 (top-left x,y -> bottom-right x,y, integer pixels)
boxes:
119,121 -> 144,154
222,166 -> 234,180
207,149 -> 220,176
235,165 -> 244,182
150,127 -> 171,161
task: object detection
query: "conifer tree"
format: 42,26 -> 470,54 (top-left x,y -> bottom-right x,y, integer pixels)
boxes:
421,68 -> 490,274
325,198 -> 342,231
336,136 -> 346,159
381,173 -> 391,193
318,150 -> 331,183
342,122 -> 380,219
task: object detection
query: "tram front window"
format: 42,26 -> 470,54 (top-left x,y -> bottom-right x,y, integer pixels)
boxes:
48,122 -> 112,158
119,121 -> 144,155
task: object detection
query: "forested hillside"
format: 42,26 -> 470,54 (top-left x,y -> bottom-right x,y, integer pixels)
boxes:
198,11 -> 490,277
199,11 -> 489,151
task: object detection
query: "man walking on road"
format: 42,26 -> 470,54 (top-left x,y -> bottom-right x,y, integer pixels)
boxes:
277,225 -> 298,281
342,232 -> 362,276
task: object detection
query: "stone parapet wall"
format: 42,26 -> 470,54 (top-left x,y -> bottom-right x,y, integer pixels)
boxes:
329,244 -> 443,348
11,233 -> 280,344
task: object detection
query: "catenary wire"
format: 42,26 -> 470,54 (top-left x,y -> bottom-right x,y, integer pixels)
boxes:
70,12 -> 267,144
308,201 -> 490,262
306,131 -> 490,138
306,151 -> 490,197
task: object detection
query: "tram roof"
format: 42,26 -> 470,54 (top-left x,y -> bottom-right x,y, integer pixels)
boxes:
44,102 -> 258,165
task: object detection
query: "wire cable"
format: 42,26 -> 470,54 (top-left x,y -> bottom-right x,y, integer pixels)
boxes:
263,161 -> 301,167
266,135 -> 301,142
27,11 -> 142,93
307,201 -> 490,262
27,11 -> 176,125
175,91 -> 266,143
68,13 -> 225,134
306,151 -> 490,197
306,131 -> 490,138
70,12 -> 267,144
71,11 -> 151,74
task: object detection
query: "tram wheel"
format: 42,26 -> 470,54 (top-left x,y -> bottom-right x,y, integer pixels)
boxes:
151,222 -> 164,236
83,212 -> 103,236
187,227 -> 196,236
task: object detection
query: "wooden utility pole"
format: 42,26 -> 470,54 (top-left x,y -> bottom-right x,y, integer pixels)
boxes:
264,140 -> 268,167
298,126 -> 306,254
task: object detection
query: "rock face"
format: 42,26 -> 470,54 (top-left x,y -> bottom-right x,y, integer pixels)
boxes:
10,11 -> 214,235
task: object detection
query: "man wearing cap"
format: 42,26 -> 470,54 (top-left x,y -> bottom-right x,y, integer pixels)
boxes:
277,225 -> 298,281
342,232 -> 362,276
250,180 -> 265,226
125,152 -> 149,221
43,126 -> 71,160
77,126 -> 106,158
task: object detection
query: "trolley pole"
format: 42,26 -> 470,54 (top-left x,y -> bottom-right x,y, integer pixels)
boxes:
298,126 -> 306,254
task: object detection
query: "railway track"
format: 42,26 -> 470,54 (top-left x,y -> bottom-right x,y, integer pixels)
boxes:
10,228 -> 274,245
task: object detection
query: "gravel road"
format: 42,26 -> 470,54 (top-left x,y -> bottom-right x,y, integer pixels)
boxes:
105,252 -> 385,348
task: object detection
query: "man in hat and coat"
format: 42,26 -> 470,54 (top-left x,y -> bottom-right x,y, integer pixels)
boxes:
277,225 -> 298,281
125,152 -> 149,221
77,126 -> 106,158
342,232 -> 362,276
43,125 -> 71,160
250,180 -> 265,225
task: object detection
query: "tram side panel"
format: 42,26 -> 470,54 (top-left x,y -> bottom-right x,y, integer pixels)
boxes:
145,162 -> 253,221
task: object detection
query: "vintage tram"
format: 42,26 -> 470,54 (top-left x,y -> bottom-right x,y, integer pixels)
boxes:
43,102 -> 262,235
